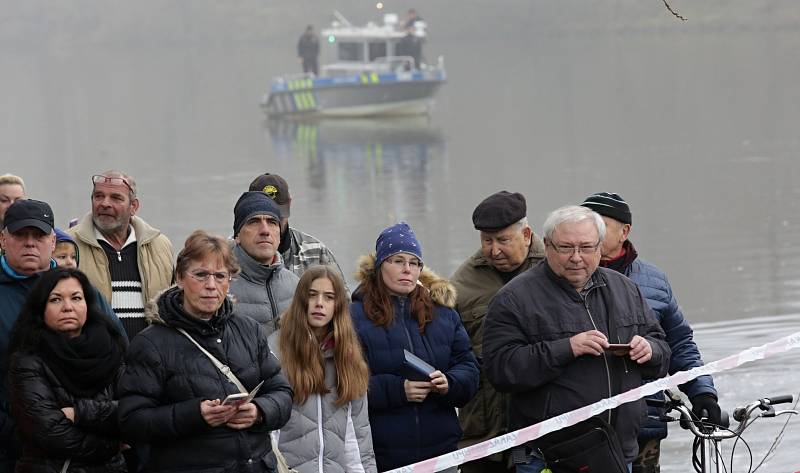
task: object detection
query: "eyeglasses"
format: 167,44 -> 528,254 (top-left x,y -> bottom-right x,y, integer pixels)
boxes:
187,270 -> 231,283
91,175 -> 133,193
548,241 -> 601,255
387,256 -> 422,270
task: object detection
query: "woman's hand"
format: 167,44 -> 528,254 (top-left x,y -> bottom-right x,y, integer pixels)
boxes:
226,402 -> 261,430
404,380 -> 432,403
200,399 -> 237,427
61,407 -> 75,422
429,370 -> 449,395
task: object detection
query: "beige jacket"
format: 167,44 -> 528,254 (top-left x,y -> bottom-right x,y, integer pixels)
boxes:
69,214 -> 174,306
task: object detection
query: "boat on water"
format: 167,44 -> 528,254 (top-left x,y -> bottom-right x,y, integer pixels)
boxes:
261,11 -> 446,118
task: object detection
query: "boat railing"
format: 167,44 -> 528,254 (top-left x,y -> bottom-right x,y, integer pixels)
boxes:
272,72 -> 316,85
321,56 -> 420,76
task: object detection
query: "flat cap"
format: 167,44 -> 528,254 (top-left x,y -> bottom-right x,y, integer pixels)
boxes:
471,191 -> 526,232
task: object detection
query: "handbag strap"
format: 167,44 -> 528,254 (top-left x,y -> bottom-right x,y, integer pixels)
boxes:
60,459 -> 71,473
176,327 -> 247,394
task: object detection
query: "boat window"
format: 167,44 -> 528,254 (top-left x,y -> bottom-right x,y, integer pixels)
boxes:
338,42 -> 364,61
368,41 -> 387,61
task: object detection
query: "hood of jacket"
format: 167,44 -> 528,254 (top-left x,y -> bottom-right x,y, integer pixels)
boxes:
352,252 -> 456,308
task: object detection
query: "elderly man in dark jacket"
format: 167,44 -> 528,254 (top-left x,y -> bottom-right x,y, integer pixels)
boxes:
582,192 -> 719,473
451,191 -> 545,473
484,205 -> 670,472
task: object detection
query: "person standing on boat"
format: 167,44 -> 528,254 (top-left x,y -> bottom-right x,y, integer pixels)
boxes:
228,191 -> 298,338
404,8 -> 423,29
68,170 -> 174,339
248,173 -> 347,285
297,25 -> 319,76
581,192 -> 720,473
396,27 -> 422,69
450,191 -> 545,473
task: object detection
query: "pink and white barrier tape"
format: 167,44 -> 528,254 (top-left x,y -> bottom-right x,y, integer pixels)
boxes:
386,330 -> 800,473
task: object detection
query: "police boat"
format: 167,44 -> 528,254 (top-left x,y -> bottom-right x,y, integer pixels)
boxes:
261,11 -> 446,117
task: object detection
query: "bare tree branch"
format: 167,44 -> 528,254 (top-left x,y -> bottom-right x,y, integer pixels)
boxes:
662,0 -> 687,21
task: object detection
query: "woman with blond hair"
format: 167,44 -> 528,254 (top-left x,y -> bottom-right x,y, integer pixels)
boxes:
269,265 -> 376,473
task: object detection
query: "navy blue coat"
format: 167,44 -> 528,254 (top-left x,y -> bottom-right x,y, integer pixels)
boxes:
350,282 -> 478,471
620,246 -> 717,440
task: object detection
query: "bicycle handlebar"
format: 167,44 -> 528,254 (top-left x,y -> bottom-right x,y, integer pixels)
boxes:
765,394 -> 795,405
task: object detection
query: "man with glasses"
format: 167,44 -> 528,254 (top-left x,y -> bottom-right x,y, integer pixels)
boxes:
229,191 -> 298,337
69,170 -> 174,338
483,205 -> 670,472
581,192 -> 719,473
450,191 -> 545,473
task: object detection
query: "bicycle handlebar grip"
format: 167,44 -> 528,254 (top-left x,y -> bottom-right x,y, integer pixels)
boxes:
765,394 -> 795,405
732,407 -> 747,422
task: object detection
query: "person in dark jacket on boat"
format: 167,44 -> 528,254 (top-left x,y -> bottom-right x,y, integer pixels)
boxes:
8,267 -> 128,473
117,230 -> 293,473
483,205 -> 670,472
350,222 -> 479,472
297,25 -> 319,75
228,191 -> 299,337
581,192 -> 720,473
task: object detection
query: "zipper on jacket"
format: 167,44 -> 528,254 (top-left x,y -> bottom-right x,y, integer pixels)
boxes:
116,251 -> 122,262
581,287 -> 613,424
264,268 -> 278,332
396,297 -> 423,459
316,393 -> 324,472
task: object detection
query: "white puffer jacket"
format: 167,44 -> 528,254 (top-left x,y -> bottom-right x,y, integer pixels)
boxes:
268,332 -> 377,473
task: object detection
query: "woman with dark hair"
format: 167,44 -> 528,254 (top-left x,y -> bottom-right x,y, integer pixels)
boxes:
350,222 -> 479,472
269,265 -> 375,473
8,267 -> 127,473
117,230 -> 293,473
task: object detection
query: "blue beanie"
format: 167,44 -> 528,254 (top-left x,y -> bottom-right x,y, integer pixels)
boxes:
375,221 -> 423,265
54,228 -> 80,265
233,191 -> 282,237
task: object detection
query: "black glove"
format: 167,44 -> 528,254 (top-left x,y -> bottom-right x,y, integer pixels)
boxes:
691,394 -> 722,425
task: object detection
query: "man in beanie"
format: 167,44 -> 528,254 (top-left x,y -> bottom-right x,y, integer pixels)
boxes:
450,191 -> 545,473
248,173 -> 346,284
69,170 -> 174,338
229,191 -> 299,337
581,192 -> 719,473
0,200 -> 123,473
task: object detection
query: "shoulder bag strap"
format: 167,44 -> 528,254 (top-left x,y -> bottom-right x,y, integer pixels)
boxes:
175,327 -> 247,394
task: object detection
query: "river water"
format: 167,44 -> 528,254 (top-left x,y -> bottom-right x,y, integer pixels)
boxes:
2,1 -> 799,470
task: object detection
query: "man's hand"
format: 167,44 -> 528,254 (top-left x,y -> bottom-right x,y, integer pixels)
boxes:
429,370 -> 449,395
628,335 -> 652,363
570,330 -> 608,357
226,402 -> 261,430
200,399 -> 237,427
404,380 -> 433,402
691,394 -> 723,425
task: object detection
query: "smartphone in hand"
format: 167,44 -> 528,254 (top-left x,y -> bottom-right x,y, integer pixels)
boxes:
606,343 -> 632,357
221,393 -> 249,407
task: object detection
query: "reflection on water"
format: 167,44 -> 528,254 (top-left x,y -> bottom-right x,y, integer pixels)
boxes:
265,116 -> 450,285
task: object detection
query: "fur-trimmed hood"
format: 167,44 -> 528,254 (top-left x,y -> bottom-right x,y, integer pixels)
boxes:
352,252 -> 457,308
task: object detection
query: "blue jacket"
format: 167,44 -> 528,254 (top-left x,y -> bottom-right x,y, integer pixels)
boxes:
0,257 -> 125,460
350,254 -> 479,472
610,241 -> 717,440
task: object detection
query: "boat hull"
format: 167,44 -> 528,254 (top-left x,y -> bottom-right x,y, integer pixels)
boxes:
263,70 -> 445,117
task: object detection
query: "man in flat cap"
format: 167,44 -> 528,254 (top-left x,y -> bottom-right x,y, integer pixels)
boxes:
248,173 -> 346,284
450,191 -> 546,473
581,192 -> 720,473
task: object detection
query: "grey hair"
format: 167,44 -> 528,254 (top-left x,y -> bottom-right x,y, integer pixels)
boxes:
0,174 -> 25,191
542,205 -> 606,242
513,216 -> 530,232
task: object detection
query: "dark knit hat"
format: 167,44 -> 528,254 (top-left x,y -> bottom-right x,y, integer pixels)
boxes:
375,221 -> 423,265
233,191 -> 282,237
3,199 -> 54,234
471,191 -> 527,231
248,173 -> 291,218
54,228 -> 80,265
581,192 -> 632,224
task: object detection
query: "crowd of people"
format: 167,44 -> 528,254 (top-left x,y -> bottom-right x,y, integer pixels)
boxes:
0,170 -> 721,473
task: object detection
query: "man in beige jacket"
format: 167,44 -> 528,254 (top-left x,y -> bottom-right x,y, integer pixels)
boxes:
69,170 -> 174,338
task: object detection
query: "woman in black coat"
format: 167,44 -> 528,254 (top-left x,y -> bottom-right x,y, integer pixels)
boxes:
8,267 -> 128,473
117,230 -> 293,473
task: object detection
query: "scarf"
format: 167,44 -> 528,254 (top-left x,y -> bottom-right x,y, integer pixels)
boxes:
39,319 -> 124,397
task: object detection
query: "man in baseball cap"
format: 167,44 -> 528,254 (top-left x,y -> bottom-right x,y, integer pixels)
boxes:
248,173 -> 346,285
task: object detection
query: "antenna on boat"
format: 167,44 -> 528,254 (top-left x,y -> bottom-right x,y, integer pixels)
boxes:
332,10 -> 352,27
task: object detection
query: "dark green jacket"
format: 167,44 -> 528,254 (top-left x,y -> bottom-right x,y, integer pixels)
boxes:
450,235 -> 545,448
